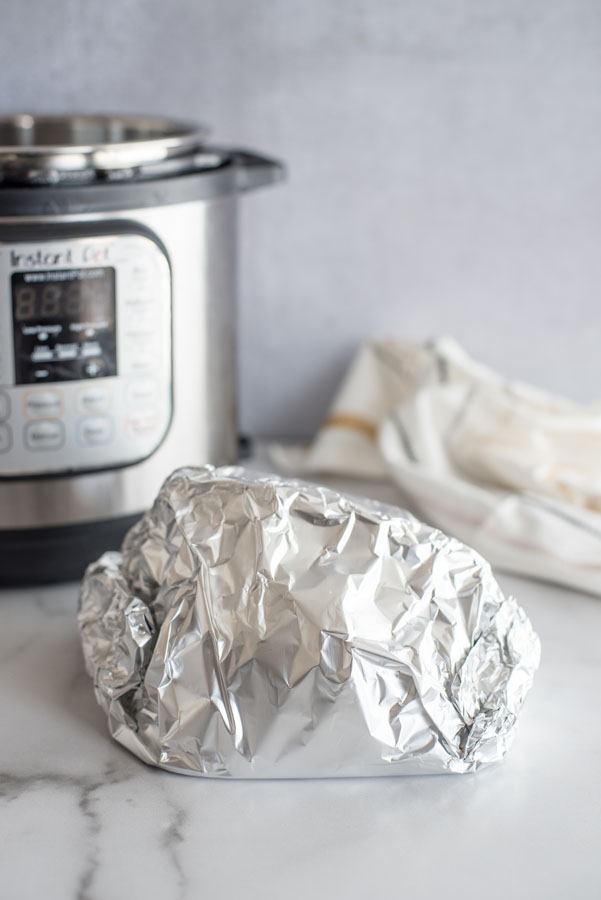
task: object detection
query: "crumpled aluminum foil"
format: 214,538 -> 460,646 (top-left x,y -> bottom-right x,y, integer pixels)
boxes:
78,465 -> 540,778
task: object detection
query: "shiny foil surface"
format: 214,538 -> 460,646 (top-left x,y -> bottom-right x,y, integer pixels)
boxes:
78,466 -> 540,778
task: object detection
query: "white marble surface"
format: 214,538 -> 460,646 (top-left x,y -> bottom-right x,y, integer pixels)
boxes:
1,566 -> 600,898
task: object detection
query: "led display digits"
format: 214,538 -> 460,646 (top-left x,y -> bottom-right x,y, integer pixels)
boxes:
11,267 -> 117,385
13,271 -> 114,323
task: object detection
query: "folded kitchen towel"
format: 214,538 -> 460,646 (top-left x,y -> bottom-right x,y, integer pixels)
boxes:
270,337 -> 601,596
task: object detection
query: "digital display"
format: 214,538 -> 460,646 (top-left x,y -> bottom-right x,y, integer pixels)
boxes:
12,267 -> 117,384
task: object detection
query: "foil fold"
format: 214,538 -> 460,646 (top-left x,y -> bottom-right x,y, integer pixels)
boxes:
79,466 -> 540,778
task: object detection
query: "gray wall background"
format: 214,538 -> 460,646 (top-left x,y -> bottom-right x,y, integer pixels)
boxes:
1,0 -> 600,437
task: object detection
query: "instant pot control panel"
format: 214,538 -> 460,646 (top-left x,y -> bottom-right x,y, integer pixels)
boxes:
0,229 -> 172,477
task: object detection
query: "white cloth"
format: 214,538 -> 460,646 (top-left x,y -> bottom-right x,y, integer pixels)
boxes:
270,337 -> 601,596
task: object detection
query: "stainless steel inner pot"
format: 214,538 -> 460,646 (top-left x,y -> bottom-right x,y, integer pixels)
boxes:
0,114 -> 283,583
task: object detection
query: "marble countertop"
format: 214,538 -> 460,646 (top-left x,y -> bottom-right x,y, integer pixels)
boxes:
2,547 -> 601,898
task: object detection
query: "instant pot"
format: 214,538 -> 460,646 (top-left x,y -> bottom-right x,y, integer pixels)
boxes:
0,114 -> 283,584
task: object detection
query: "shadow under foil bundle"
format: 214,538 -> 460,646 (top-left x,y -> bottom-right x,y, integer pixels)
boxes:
78,466 -> 540,778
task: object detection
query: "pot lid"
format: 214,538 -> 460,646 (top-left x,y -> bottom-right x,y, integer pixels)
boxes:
0,114 -> 226,185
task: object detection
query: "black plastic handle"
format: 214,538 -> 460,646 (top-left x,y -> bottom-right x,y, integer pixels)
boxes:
230,149 -> 286,193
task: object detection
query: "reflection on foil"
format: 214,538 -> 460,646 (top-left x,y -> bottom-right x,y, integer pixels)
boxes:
79,466 -> 540,778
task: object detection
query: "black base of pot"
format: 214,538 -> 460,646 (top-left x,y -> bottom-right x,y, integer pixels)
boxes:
0,514 -> 140,586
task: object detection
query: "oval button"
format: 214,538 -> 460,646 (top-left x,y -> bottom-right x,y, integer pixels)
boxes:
129,353 -> 155,373
25,390 -> 62,419
25,420 -> 64,451
126,411 -> 160,439
0,391 -> 10,422
127,377 -> 157,409
124,294 -> 156,312
0,423 -> 12,453
83,358 -> 106,378
77,385 -> 110,415
77,415 -> 113,446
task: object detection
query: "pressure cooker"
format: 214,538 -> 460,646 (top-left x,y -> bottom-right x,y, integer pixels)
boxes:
0,114 -> 283,584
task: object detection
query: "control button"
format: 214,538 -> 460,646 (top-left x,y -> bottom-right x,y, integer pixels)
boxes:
126,411 -> 160,440
56,343 -> 78,361
0,391 -> 10,422
82,341 -> 103,359
0,424 -> 12,453
24,390 -> 63,419
84,358 -> 106,378
132,263 -> 152,281
129,352 -> 156,373
127,377 -> 157,409
77,385 -> 111,415
25,420 -> 65,451
124,294 -> 156,312
31,347 -> 53,363
122,308 -> 156,332
125,327 -> 156,342
77,415 -> 113,446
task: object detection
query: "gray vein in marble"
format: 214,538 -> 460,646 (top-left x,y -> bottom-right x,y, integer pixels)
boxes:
1,763 -> 136,900
76,782 -> 101,900
161,795 -> 189,900
0,762 -> 198,900
0,636 -> 37,666
20,584 -> 80,617
0,763 -> 130,800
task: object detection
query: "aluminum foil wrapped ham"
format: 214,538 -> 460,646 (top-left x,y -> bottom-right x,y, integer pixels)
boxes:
78,465 -> 540,778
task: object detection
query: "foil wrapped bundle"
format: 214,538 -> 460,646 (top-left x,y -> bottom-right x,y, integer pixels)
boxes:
79,466 -> 540,778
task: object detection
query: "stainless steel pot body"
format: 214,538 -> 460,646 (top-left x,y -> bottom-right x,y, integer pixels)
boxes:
0,115 -> 282,582
0,198 -> 237,528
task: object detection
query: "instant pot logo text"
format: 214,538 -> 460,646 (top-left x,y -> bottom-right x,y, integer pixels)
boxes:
9,244 -> 110,268
10,248 -> 73,268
